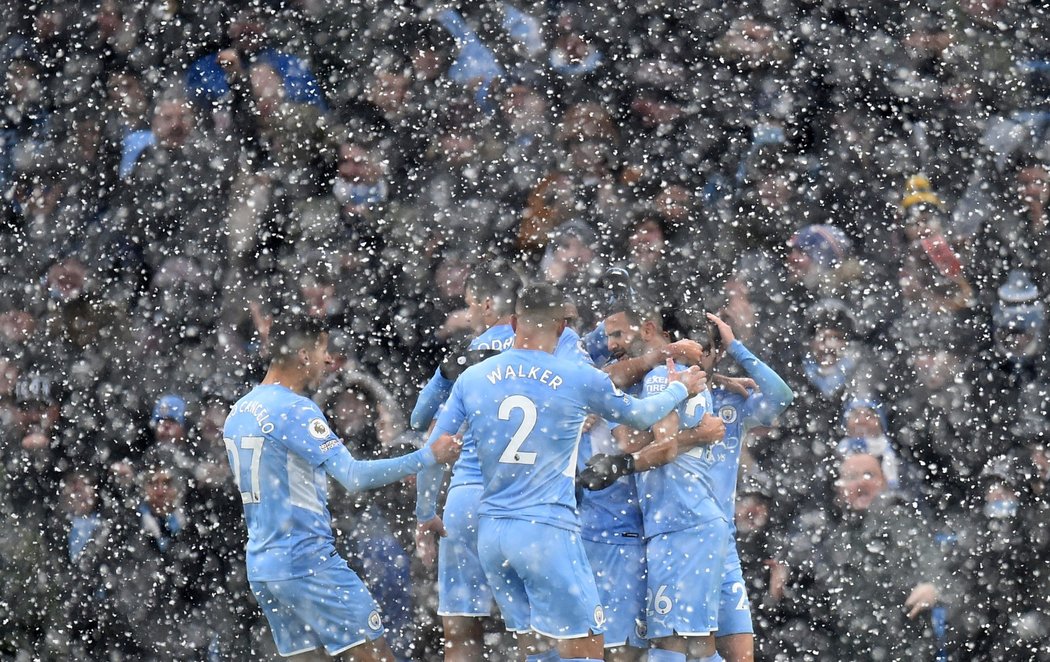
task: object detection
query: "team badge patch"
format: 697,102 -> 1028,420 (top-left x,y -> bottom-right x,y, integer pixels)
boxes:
594,605 -> 606,628
719,406 -> 738,424
635,618 -> 648,639
368,610 -> 382,631
308,418 -> 331,439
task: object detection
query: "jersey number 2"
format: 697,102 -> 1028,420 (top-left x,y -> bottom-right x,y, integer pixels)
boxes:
497,395 -> 538,465
225,436 -> 263,503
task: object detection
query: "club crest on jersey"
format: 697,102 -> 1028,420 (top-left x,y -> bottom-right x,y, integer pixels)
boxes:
308,418 -> 331,439
635,618 -> 648,639
719,406 -> 738,424
594,605 -> 606,628
368,610 -> 382,630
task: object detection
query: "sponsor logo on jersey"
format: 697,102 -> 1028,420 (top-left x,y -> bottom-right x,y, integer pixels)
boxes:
308,418 -> 331,439
368,610 -> 382,630
319,439 -> 341,453
719,406 -> 738,424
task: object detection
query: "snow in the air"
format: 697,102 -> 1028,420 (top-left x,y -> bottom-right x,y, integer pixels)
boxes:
0,1 -> 1048,660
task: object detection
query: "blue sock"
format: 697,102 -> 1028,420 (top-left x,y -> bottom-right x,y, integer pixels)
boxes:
649,650 -> 688,662
688,654 -> 725,662
526,651 -> 560,662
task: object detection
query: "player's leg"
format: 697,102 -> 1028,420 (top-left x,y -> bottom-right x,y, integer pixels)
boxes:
583,538 -> 648,662
438,484 -> 492,660
442,616 -> 484,662
335,637 -> 397,661
713,551 -> 755,662
714,634 -> 754,662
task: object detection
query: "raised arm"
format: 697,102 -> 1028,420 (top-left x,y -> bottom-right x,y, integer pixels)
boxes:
603,339 -> 704,389
729,340 -> 793,426
704,312 -> 793,427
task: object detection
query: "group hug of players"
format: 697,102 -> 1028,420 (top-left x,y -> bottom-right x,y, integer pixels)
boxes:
223,268 -> 793,662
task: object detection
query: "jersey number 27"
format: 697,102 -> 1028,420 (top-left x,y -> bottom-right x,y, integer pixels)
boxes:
225,436 -> 263,503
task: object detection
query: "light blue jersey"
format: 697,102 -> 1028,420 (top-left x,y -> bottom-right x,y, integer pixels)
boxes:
415,327 -> 592,521
700,340 -> 794,525
578,379 -> 645,545
634,363 -> 724,538
425,348 -> 689,531
223,384 -> 346,581
449,324 -> 517,489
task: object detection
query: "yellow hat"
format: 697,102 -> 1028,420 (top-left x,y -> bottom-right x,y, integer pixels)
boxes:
901,174 -> 944,210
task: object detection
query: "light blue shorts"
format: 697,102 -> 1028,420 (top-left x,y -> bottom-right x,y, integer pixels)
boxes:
583,538 -> 648,649
438,483 -> 493,617
645,519 -> 730,639
478,517 -> 605,639
717,547 -> 754,637
250,560 -> 384,657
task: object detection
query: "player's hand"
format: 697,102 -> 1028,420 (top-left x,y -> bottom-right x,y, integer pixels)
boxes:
706,312 -> 736,347
905,582 -> 939,619
415,516 -> 446,568
696,413 -> 726,443
439,347 -> 499,381
713,374 -> 758,398
667,359 -> 707,396
663,339 -> 702,366
430,433 -> 463,465
578,453 -> 636,491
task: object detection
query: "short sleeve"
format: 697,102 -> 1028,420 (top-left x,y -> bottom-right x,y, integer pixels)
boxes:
274,399 -> 343,468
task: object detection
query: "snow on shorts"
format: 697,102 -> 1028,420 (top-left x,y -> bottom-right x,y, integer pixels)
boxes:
438,483 -> 495,617
250,560 -> 384,657
478,516 -> 605,639
717,546 -> 754,637
583,537 -> 648,649
645,518 -> 730,639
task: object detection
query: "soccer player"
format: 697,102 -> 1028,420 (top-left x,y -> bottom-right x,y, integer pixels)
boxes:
412,270 -> 699,661
580,301 -> 724,662
578,300 -> 724,662
422,283 -> 707,662
581,312 -> 794,662
223,313 -> 462,661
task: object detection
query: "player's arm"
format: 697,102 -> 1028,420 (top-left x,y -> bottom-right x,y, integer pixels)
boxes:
323,437 -> 459,493
603,339 -> 703,389
730,341 -> 793,426
410,347 -> 499,430
580,367 -> 716,490
612,423 -> 652,454
707,313 -> 793,427
415,378 -> 469,523
410,367 -> 452,431
584,359 -> 702,430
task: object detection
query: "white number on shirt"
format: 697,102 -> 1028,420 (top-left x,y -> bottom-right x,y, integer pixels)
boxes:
684,392 -> 707,418
732,581 -> 749,610
497,395 -> 538,465
225,435 -> 264,503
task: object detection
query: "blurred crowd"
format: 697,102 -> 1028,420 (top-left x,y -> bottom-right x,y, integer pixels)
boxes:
0,0 -> 1048,660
